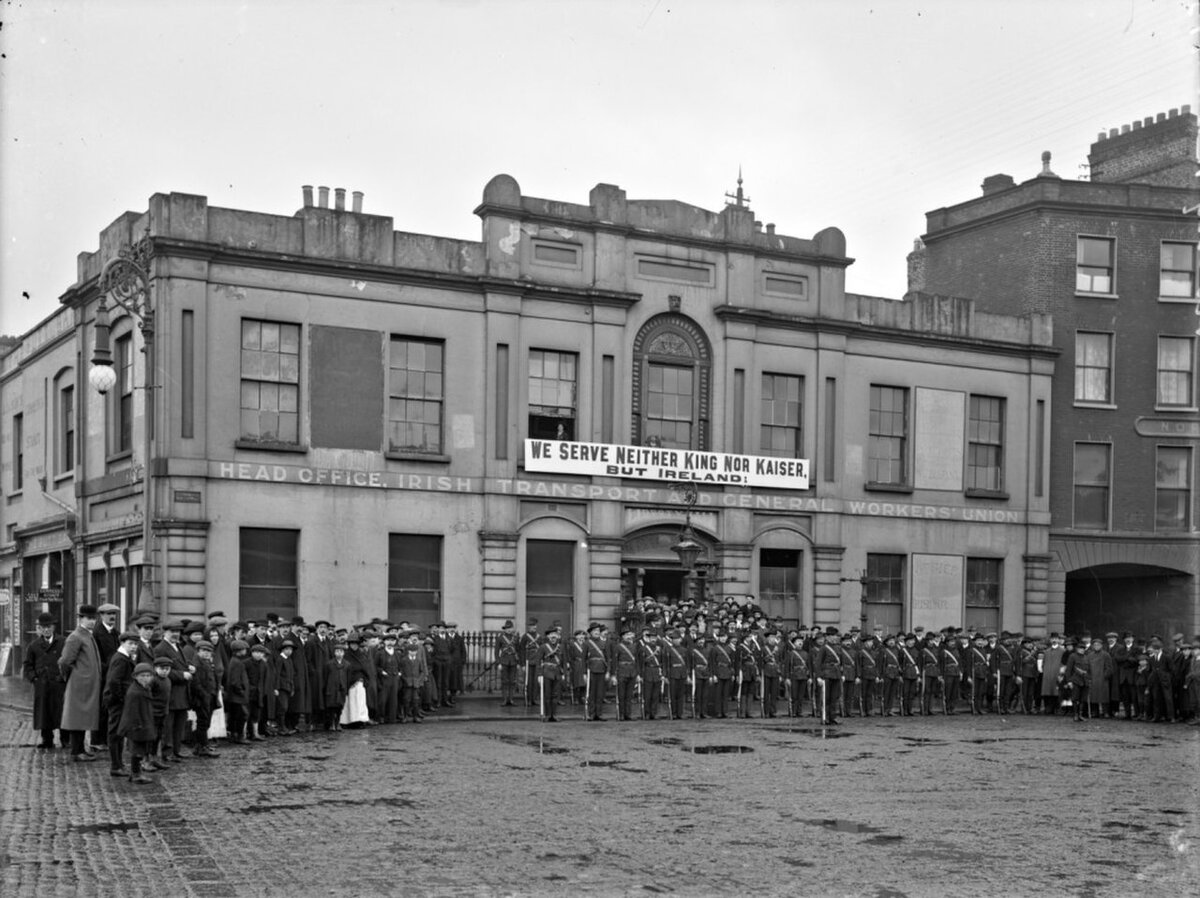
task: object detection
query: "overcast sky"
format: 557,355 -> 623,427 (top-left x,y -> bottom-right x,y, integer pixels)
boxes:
1,0 -> 1195,337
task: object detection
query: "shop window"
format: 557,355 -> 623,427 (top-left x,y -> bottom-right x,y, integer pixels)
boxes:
239,528 -> 299,621
1160,242 -> 1197,298
1157,336 -> 1195,408
1076,236 -> 1115,294
759,549 -> 801,628
388,337 -> 444,454
967,395 -> 1004,493
864,553 -> 905,634
965,558 -> 1001,632
761,373 -> 803,458
1074,332 -> 1113,404
528,349 -> 577,441
240,320 -> 300,444
388,534 -> 442,629
1156,446 -> 1192,532
526,540 -> 574,626
1073,443 -> 1111,530
868,386 -> 908,486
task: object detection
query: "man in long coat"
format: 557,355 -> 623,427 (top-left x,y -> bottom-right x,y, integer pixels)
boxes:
23,612 -> 66,749
59,604 -> 102,761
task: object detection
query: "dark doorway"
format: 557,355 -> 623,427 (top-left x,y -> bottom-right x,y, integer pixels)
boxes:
641,568 -> 686,605
1064,563 -> 1192,637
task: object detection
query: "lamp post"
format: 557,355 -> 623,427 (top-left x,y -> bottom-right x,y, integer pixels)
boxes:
840,571 -> 885,633
88,233 -> 158,615
670,483 -> 704,601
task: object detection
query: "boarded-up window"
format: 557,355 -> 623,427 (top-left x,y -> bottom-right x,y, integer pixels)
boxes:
310,325 -> 383,450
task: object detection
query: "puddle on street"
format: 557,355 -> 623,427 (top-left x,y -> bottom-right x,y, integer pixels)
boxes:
896,737 -> 948,746
780,858 -> 815,867
579,759 -> 648,772
70,822 -> 139,835
690,745 -> 754,754
801,816 -> 897,840
767,727 -> 855,739
484,733 -> 569,754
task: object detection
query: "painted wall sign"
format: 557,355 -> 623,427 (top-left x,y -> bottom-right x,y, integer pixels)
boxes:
1134,417 -> 1200,438
914,388 -> 965,491
910,554 -> 964,632
173,490 -> 202,503
523,439 -> 809,489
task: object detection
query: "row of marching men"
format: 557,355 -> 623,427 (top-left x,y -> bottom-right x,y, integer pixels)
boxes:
497,620 -> 1200,725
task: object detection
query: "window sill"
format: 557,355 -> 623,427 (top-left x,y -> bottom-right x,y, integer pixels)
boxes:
234,439 -> 309,454
53,471 -> 74,486
385,451 -> 451,464
105,450 -> 133,465
1074,291 -> 1118,300
1157,294 -> 1198,304
1073,402 -> 1117,410
864,482 -> 913,494
1154,405 -> 1199,414
965,489 -> 1009,500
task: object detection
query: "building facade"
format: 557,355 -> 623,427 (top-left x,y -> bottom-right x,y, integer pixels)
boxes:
912,106 -> 1200,638
3,176 -> 1055,670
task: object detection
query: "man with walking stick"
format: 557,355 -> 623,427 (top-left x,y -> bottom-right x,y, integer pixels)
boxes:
584,622 -> 609,721
537,627 -> 564,722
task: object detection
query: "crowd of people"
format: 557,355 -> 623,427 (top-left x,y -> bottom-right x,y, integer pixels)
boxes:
21,597 -> 1199,785
22,604 -> 470,784
502,596 -> 1200,725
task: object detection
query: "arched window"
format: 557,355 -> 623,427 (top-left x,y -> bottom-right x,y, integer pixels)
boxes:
631,314 -> 712,450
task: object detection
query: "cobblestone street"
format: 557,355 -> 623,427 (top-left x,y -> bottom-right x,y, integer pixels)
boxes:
1,679 -> 1197,898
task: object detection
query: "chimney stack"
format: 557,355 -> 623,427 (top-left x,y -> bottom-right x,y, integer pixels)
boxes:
317,186 -> 329,208
1088,105 -> 1197,187
334,188 -> 346,211
302,185 -> 314,208
352,191 -> 363,213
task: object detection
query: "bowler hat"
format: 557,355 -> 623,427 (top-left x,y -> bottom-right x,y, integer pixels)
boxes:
77,604 -> 97,618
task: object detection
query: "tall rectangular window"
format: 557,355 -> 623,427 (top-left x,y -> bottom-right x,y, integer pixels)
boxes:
11,413 -> 22,491
967,395 -> 1004,492
59,385 -> 74,474
1157,336 -> 1195,408
388,534 -> 442,628
759,548 -> 801,628
1074,332 -> 1113,404
115,333 -> 134,454
965,558 -> 1001,632
1160,242 -> 1197,298
1156,446 -> 1192,531
239,528 -> 299,621
1073,443 -> 1111,530
240,319 -> 300,444
865,553 -> 905,634
645,363 -> 694,449
761,373 -> 802,458
528,349 -> 577,441
526,540 -> 574,624
388,337 -> 443,453
1076,236 -> 1115,294
868,385 -> 908,485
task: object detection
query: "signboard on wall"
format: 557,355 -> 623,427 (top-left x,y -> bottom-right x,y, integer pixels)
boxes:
523,439 -> 809,489
910,553 -> 963,632
914,388 -> 964,491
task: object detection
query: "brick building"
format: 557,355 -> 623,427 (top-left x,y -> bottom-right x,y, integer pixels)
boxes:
3,176 -> 1055,671
911,106 -> 1200,638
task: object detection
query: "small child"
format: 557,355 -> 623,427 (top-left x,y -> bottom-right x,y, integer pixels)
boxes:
150,658 -> 173,768
118,663 -> 159,784
247,644 -> 274,740
324,644 -> 349,731
223,640 -> 250,743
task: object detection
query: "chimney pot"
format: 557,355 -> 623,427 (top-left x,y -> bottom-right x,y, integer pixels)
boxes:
1109,128 -> 1119,138
334,188 -> 346,211
1144,117 -> 1154,127
1182,104 -> 1191,115
1168,107 -> 1179,118
318,186 -> 329,208
766,223 -> 775,235
753,220 -> 762,232
352,190 -> 364,213
1156,113 -> 1166,122
1132,120 -> 1143,130
302,185 -> 314,207
1121,124 -> 1130,134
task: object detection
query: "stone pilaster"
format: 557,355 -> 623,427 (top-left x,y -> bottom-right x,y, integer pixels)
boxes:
479,531 -> 518,630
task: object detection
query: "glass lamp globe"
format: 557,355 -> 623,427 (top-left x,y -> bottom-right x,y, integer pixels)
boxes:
89,364 -> 118,394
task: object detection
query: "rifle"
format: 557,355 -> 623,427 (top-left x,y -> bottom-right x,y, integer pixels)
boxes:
819,676 -> 827,724
637,677 -> 644,721
584,668 -> 590,721
921,669 -> 926,716
785,677 -> 793,717
689,673 -> 696,720
940,675 -> 948,715
736,668 -> 744,718
758,666 -> 765,720
538,673 -> 544,721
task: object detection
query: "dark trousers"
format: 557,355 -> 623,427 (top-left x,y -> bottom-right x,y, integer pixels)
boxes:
226,702 -> 247,740
1148,676 -> 1175,721
434,661 -> 453,705
692,677 -> 708,718
402,684 -> 421,721
1119,681 -> 1139,719
709,678 -> 732,717
788,677 -> 806,716
881,677 -> 899,715
275,692 -> 292,729
193,704 -> 213,750
540,677 -> 559,719
500,664 -> 519,704
616,676 -> 637,720
822,678 -> 841,722
900,678 -> 918,715
587,672 -> 607,719
165,709 -> 188,756
762,676 -> 779,717
92,700 -> 109,748
107,705 -> 125,770
859,679 -> 878,715
942,677 -> 959,713
67,729 -> 88,755
667,677 -> 687,718
525,664 -> 539,706
642,679 -> 662,719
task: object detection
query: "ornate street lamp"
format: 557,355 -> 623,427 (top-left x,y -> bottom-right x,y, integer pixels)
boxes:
89,233 -> 159,614
671,483 -> 705,600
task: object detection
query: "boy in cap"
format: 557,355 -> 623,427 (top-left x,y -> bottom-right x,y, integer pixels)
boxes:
119,663 -> 160,784
101,630 -> 141,775
223,640 -> 251,743
190,641 -> 220,757
149,658 -> 174,767
248,643 -> 275,739
324,642 -> 349,730
399,630 -> 429,723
